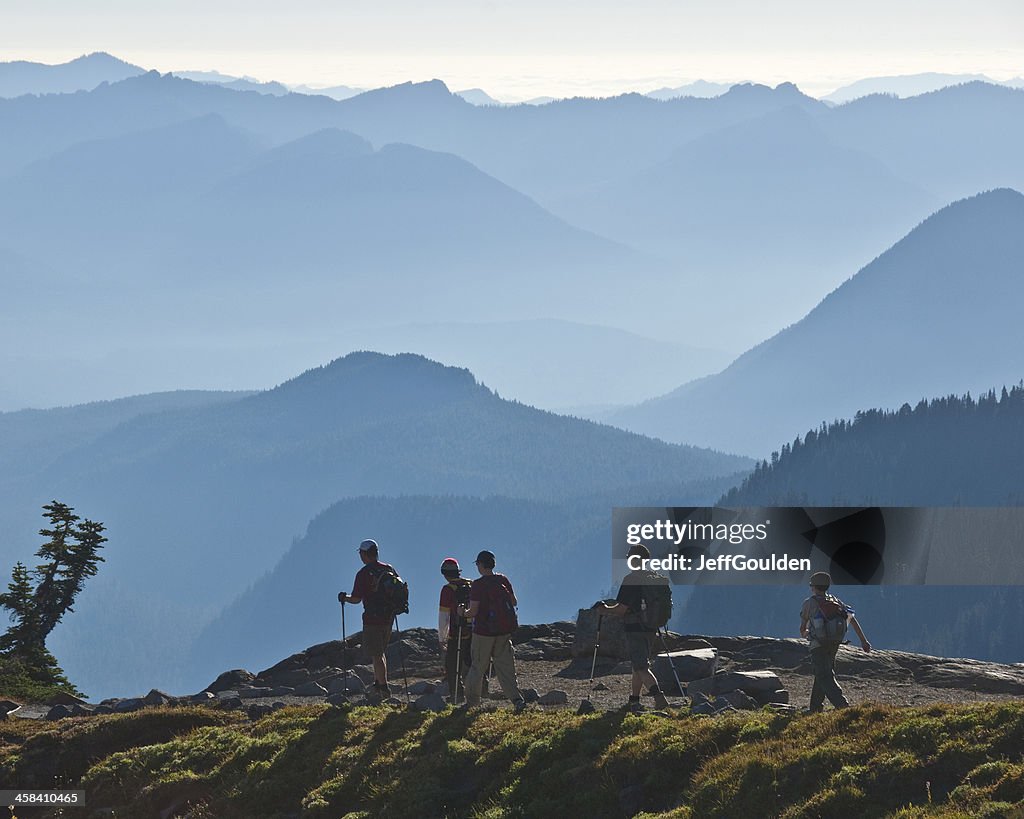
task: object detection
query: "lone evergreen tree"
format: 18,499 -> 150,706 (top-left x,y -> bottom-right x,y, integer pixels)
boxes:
0,501 -> 107,697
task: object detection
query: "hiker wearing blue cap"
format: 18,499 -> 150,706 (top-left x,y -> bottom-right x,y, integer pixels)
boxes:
338,538 -> 396,700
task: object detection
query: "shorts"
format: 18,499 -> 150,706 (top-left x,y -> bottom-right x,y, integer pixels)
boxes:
362,623 -> 391,658
626,631 -> 654,672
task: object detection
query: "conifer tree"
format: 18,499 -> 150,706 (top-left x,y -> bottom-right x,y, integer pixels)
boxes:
0,501 -> 107,693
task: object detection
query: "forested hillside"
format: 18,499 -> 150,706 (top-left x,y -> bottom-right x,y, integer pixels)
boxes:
679,385 -> 1024,663
723,386 -> 1024,505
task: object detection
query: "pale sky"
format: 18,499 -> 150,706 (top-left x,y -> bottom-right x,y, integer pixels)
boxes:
2,0 -> 1021,99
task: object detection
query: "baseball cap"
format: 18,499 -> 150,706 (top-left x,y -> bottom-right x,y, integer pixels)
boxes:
358,539 -> 378,553
475,549 -> 496,568
809,571 -> 831,589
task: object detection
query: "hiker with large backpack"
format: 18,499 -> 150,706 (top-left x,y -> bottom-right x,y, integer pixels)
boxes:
338,538 -> 410,702
438,557 -> 474,703
457,550 -> 526,712
598,543 -> 672,712
799,570 -> 871,712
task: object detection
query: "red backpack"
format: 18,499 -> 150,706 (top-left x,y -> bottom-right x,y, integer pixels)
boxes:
476,574 -> 519,636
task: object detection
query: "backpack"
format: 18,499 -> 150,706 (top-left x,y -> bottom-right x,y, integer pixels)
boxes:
476,574 -> 518,635
369,565 -> 410,616
450,578 -> 473,632
809,595 -> 849,644
638,571 -> 673,629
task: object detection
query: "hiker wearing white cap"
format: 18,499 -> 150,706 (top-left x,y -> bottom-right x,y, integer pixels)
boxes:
799,571 -> 872,712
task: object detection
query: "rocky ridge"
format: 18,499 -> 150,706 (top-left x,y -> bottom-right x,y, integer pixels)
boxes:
6,617 -> 1023,722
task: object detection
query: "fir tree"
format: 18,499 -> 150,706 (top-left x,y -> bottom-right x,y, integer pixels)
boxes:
0,501 -> 107,696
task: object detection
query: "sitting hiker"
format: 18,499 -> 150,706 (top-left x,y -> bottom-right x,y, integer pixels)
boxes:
599,543 -> 671,712
799,570 -> 872,712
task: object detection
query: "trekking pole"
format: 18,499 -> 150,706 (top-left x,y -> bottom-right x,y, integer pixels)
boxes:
589,614 -> 604,687
454,619 -> 464,705
657,626 -> 686,697
394,614 -> 411,705
341,599 -> 348,696
581,612 -> 604,708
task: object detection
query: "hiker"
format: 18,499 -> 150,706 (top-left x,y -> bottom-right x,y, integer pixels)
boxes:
599,543 -> 671,712
338,538 -> 398,700
458,550 -> 526,712
799,570 -> 872,712
438,557 -> 473,702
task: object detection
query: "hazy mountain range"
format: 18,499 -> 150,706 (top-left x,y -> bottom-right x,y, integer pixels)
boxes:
823,72 -> 1024,104
0,52 -> 144,97
2,67 -> 1022,413
611,189 -> 1024,457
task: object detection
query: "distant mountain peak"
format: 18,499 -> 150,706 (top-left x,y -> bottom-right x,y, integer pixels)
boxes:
268,351 -> 482,403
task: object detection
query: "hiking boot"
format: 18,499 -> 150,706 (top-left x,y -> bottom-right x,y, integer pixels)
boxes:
623,698 -> 645,714
513,698 -> 527,714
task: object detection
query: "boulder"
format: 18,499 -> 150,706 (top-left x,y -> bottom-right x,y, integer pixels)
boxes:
142,689 -> 173,706
45,704 -> 73,720
328,676 -> 365,695
407,681 -> 436,696
576,699 -> 596,715
688,670 -> 783,698
206,669 -> 255,694
257,668 -> 311,688
537,690 -> 569,706
218,697 -> 243,710
572,609 -> 629,659
912,663 -> 1024,694
238,687 -> 274,700
113,698 -> 145,714
215,690 -> 240,700
267,687 -> 296,697
326,693 -> 350,708
412,693 -> 448,713
754,689 -> 790,706
716,690 -> 757,710
70,704 -> 97,717
294,681 -> 328,698
350,665 -> 376,686
0,700 -> 21,719
512,622 -> 576,643
515,637 -> 573,661
652,649 -> 718,694
190,692 -> 216,704
247,704 -> 274,720
45,692 -> 87,706
521,688 -> 540,703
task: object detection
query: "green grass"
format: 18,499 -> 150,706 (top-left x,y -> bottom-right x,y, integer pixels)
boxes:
1,702 -> 1023,818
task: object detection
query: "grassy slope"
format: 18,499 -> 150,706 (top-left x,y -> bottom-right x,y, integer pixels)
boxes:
1,703 -> 1023,818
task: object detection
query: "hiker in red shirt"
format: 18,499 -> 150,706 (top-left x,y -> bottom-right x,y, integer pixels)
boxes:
338,538 -> 395,699
458,550 -> 526,712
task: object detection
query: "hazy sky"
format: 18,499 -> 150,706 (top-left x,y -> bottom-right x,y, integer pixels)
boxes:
2,0 -> 1021,99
